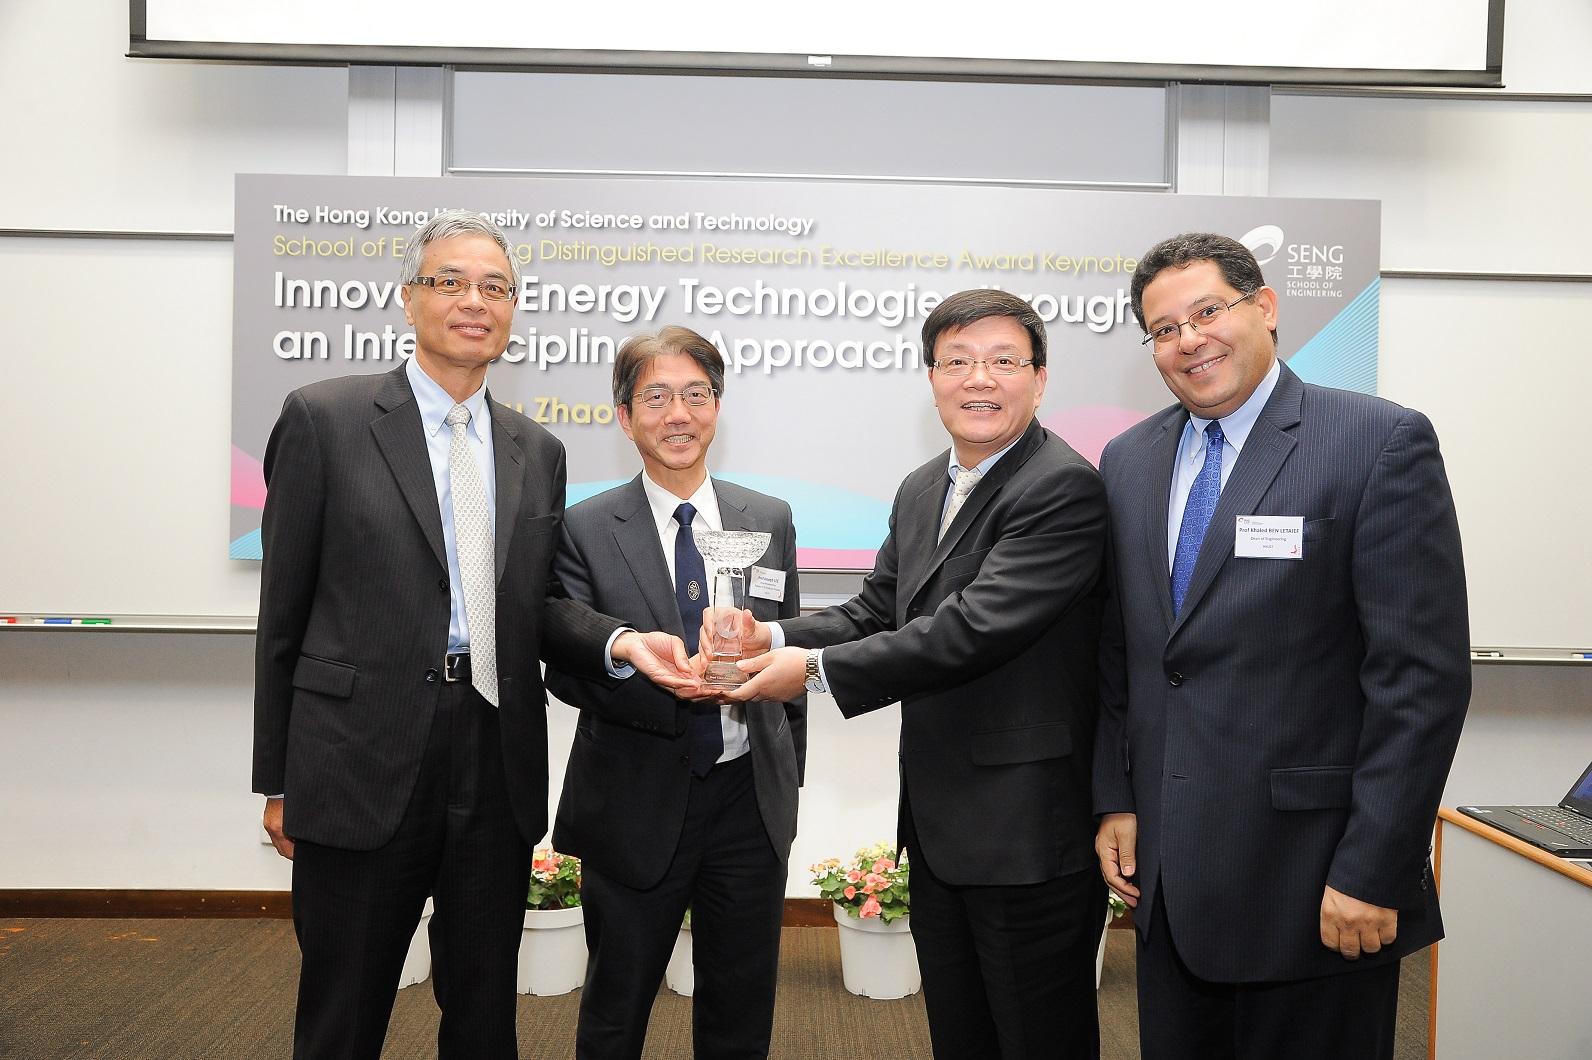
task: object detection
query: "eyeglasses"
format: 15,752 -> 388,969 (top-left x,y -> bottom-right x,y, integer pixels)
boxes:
1141,292 -> 1255,348
930,356 -> 1036,377
411,275 -> 517,302
631,384 -> 717,409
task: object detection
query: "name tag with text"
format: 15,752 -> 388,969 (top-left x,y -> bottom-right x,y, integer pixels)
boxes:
1235,515 -> 1304,559
748,565 -> 786,602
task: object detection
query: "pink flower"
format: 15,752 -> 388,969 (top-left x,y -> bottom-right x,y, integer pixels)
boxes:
860,895 -> 882,918
847,870 -> 862,883
871,858 -> 895,873
843,886 -> 856,900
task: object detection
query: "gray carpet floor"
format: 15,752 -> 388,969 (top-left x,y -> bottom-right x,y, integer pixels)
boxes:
0,919 -> 1426,1058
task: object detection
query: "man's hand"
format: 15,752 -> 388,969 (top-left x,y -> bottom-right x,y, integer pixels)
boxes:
719,646 -> 808,704
613,630 -> 704,698
1320,885 -> 1397,960
263,797 -> 295,861
699,607 -> 771,658
1095,812 -> 1140,907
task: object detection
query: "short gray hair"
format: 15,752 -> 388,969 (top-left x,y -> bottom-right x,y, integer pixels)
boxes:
398,210 -> 514,285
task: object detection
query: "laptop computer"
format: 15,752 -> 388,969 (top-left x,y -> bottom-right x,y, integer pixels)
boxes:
1458,759 -> 1592,858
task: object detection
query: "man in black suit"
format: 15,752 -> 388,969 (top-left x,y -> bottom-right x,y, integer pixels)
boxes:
544,325 -> 805,1059
253,211 -> 696,1059
722,289 -> 1110,1059
1092,232 -> 1470,1060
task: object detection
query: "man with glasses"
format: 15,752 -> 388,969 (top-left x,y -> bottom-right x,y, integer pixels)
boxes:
254,211 -> 698,1059
719,289 -> 1110,1058
543,325 -> 805,1059
1092,232 -> 1469,1059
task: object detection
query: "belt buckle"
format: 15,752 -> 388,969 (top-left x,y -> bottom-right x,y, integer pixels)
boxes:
444,653 -> 468,682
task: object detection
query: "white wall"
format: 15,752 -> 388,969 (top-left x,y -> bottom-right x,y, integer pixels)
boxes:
1,0 -> 1589,896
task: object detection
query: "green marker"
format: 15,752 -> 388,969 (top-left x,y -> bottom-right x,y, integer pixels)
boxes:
81,618 -> 113,625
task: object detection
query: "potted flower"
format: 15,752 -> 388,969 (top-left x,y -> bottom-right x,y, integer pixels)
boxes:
810,841 -> 919,999
517,847 -> 587,996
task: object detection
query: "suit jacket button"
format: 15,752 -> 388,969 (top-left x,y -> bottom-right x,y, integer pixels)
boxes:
437,578 -> 448,592
678,754 -> 690,765
1168,672 -> 1184,686
425,668 -> 439,683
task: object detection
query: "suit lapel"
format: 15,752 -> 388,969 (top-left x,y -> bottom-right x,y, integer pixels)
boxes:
1143,406 -> 1185,630
610,477 -> 684,635
370,365 -> 447,573
899,419 -> 1044,608
1171,364 -> 1303,635
715,481 -> 757,535
488,394 -> 523,584
893,470 -> 946,616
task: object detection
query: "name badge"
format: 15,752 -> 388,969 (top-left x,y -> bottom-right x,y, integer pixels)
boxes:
748,565 -> 786,602
1234,515 -> 1304,559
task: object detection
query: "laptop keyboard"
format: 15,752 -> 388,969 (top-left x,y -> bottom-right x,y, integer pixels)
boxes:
1519,807 -> 1592,843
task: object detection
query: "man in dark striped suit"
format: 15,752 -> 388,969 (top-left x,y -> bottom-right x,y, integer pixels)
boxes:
1093,232 -> 1470,1060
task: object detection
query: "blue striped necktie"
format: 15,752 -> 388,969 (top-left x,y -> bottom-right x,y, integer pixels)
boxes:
1171,421 -> 1225,616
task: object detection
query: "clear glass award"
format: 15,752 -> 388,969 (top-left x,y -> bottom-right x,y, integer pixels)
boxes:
691,528 -> 771,690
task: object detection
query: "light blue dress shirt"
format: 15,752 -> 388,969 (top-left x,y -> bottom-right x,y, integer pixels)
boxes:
1165,357 -> 1281,569
406,356 -> 496,654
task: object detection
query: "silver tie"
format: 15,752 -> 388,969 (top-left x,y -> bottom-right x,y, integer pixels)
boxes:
446,404 -> 498,707
939,466 -> 983,542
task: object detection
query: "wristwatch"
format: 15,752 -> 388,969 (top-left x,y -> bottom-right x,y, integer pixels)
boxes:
803,649 -> 824,693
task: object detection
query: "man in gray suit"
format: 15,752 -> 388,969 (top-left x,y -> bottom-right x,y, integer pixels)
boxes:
721,290 -> 1109,1059
544,325 -> 805,1060
1093,232 -> 1470,1060
253,211 -> 696,1059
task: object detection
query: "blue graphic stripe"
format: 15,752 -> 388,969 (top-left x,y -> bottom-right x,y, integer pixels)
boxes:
230,529 -> 263,561
1286,278 -> 1379,395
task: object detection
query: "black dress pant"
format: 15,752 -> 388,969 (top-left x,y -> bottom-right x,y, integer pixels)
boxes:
576,753 -> 787,1060
291,682 -> 531,1060
1135,884 -> 1401,1060
903,807 -> 1105,1060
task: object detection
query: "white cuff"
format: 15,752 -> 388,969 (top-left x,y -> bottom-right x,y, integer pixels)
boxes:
604,627 -> 636,679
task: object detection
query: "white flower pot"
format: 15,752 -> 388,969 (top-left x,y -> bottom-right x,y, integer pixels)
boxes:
832,903 -> 921,999
665,922 -> 694,996
398,898 -> 434,989
516,905 -> 587,996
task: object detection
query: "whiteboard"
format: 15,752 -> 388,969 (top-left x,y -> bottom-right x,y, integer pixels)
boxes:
131,0 -> 1503,86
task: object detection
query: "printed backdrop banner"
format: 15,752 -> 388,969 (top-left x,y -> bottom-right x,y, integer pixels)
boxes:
232,174 -> 1380,568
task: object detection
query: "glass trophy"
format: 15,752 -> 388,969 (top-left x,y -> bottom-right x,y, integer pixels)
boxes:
691,528 -> 771,690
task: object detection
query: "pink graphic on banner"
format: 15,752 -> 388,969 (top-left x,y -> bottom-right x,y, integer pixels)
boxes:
232,446 -> 267,509
1042,405 -> 1148,467
797,547 -> 878,570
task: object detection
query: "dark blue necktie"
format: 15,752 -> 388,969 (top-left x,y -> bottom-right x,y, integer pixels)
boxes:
673,503 -> 721,776
1170,421 -> 1225,616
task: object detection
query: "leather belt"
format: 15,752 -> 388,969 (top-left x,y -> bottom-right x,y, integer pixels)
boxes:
444,652 -> 471,683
